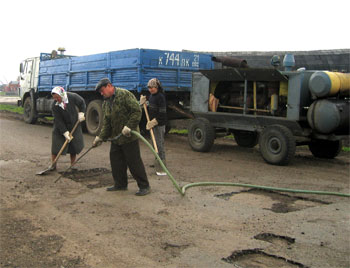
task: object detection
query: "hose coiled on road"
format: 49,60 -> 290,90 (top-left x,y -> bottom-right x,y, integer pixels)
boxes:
132,130 -> 350,198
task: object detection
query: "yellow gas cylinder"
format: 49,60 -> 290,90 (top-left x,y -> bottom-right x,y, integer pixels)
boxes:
279,81 -> 288,97
309,71 -> 350,97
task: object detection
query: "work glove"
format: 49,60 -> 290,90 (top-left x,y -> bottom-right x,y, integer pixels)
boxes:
139,95 -> 147,106
146,118 -> 158,130
92,136 -> 103,147
78,112 -> 85,122
122,126 -> 131,137
63,131 -> 72,143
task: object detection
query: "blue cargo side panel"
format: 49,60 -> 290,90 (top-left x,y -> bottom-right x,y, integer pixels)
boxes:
66,49 -> 141,91
71,54 -> 107,72
141,49 -> 212,69
111,69 -> 138,91
139,49 -> 213,92
38,58 -> 70,91
109,49 -> 140,68
37,48 -> 213,93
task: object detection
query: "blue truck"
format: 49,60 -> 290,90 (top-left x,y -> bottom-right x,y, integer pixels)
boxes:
19,48 -> 214,135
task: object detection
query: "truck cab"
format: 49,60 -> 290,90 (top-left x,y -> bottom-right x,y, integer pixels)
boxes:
19,56 -> 41,123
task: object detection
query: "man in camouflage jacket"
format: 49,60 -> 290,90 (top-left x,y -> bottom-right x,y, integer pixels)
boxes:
92,78 -> 150,196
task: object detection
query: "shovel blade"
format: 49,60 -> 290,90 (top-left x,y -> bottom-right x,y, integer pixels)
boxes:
36,165 -> 55,175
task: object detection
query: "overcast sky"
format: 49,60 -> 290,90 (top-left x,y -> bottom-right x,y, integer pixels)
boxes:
1,0 -> 349,83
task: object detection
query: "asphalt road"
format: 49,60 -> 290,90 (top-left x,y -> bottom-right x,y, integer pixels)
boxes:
0,111 -> 349,268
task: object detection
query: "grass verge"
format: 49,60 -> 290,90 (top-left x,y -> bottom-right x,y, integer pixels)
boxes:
0,104 -> 23,114
169,129 -> 188,135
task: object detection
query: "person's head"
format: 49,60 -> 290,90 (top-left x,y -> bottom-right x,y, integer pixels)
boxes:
147,78 -> 163,94
95,78 -> 115,98
51,86 -> 65,103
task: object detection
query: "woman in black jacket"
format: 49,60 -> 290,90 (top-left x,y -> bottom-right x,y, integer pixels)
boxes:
140,78 -> 167,176
51,86 -> 86,170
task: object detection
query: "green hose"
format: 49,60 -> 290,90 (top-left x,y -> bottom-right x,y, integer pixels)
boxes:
132,131 -> 350,198
133,130 -> 182,194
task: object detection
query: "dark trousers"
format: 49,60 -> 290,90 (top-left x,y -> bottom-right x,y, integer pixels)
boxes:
110,140 -> 149,190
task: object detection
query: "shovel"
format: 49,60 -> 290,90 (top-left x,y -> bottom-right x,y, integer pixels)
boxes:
36,120 -> 80,175
54,133 -> 122,183
143,103 -> 158,153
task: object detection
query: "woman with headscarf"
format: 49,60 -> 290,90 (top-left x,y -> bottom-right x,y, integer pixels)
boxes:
50,86 -> 86,170
140,78 -> 167,176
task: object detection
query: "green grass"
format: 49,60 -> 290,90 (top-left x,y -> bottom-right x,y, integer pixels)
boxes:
169,129 -> 188,135
343,147 -> 350,152
224,134 -> 234,140
0,104 -> 23,114
0,104 -> 54,121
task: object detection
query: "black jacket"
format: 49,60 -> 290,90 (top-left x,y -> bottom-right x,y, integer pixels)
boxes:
148,92 -> 167,126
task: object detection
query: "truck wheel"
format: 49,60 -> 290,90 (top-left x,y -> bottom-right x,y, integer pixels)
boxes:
259,125 -> 296,165
86,100 -> 103,136
23,96 -> 37,124
308,140 -> 342,158
188,118 -> 215,152
233,130 -> 258,148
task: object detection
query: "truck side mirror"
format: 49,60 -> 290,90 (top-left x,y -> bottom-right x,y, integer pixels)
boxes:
19,63 -> 24,73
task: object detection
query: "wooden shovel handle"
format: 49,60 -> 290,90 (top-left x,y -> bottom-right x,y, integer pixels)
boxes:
51,120 -> 80,166
143,103 -> 158,153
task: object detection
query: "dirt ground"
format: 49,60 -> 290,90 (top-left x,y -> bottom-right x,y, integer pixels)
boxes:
0,110 -> 349,268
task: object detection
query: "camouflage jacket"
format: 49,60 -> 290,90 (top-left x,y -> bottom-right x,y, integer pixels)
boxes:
99,88 -> 141,145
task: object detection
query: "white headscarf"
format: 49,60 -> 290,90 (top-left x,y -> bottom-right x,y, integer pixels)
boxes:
51,86 -> 69,110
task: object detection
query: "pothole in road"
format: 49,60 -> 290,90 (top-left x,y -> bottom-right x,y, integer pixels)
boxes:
60,168 -> 114,189
215,189 -> 330,213
254,233 -> 295,246
162,242 -> 190,258
222,249 -> 308,268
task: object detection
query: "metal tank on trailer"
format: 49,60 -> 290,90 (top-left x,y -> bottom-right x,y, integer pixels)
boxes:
187,53 -> 350,165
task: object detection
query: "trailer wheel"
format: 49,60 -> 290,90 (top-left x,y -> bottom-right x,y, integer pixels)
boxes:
86,100 -> 103,136
259,125 -> 296,165
233,130 -> 258,148
308,140 -> 342,159
23,96 -> 37,124
188,118 -> 215,152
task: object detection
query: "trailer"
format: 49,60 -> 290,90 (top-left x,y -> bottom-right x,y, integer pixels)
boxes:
188,55 -> 350,165
19,48 -> 213,135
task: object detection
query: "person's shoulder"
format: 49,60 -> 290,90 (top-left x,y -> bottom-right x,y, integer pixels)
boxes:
67,92 -> 78,99
157,92 -> 166,102
159,92 -> 166,99
116,88 -> 135,98
116,87 -> 129,94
